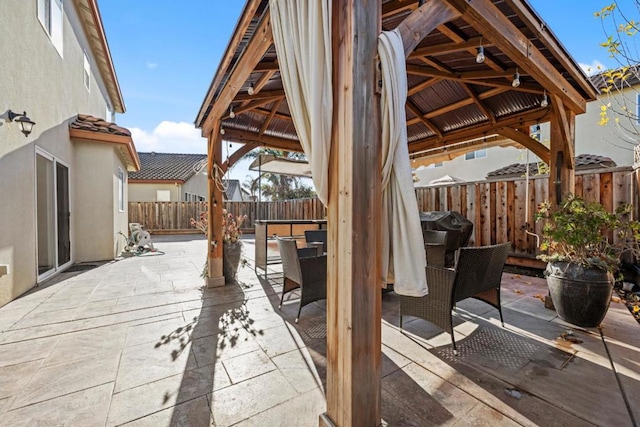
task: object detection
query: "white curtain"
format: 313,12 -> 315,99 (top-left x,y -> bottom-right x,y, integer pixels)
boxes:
269,0 -> 332,205
270,2 -> 428,296
378,30 -> 428,296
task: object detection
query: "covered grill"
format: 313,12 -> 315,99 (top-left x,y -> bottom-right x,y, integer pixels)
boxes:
420,211 -> 473,265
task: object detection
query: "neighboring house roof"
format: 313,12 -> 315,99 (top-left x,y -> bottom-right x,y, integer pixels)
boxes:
73,0 -> 125,113
426,175 -> 466,187
589,64 -> 640,91
129,152 -> 207,183
486,154 -> 616,179
69,114 -> 140,171
224,179 -> 243,201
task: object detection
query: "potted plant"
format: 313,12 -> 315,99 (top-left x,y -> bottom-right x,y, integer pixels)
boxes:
536,195 -> 640,327
190,209 -> 248,284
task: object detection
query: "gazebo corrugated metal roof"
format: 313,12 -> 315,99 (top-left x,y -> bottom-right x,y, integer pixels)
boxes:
196,0 -> 597,161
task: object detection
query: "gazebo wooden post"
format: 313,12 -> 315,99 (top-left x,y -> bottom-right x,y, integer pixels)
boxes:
321,1 -> 382,426
549,96 -> 576,207
207,121 -> 225,287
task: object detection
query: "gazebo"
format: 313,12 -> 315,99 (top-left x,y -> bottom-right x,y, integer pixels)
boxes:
195,1 -> 597,425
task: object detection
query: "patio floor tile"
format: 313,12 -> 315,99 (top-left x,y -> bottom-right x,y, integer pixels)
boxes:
10,350 -> 120,410
210,370 -> 298,426
233,387 -> 326,427
107,365 -> 226,426
0,335 -> 59,368
114,339 -> 193,393
1,383 -> 113,427
120,395 -> 213,427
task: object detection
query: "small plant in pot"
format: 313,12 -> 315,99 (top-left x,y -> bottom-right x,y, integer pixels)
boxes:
536,195 -> 640,327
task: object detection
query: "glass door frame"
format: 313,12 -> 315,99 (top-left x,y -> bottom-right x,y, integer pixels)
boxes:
35,147 -> 73,282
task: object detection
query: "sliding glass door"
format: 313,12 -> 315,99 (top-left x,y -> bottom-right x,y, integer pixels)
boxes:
36,150 -> 71,280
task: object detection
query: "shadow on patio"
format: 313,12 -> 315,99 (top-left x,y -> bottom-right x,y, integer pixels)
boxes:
250,238 -> 639,426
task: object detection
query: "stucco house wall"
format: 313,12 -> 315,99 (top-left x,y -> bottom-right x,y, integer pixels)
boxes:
0,1 -> 134,306
128,182 -> 182,202
414,146 -> 526,186
73,142 -> 130,262
181,172 -> 208,200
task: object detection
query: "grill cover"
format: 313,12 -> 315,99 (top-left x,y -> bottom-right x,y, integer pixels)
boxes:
420,211 -> 474,264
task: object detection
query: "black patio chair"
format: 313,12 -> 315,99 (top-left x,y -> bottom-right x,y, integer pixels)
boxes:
399,242 -> 511,354
277,237 -> 327,323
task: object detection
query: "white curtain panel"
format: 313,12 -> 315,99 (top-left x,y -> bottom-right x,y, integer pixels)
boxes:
269,0 -> 332,205
270,2 -> 428,296
378,29 -> 428,296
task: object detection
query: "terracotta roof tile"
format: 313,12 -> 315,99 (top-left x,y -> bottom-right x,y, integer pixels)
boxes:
486,154 -> 616,179
70,114 -> 131,137
128,152 -> 208,182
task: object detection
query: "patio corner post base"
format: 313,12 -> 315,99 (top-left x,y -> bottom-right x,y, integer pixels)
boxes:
206,276 -> 225,288
207,257 -> 225,287
319,413 -> 384,427
319,413 -> 335,427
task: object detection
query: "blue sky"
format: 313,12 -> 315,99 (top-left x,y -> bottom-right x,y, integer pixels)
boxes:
98,0 -> 632,181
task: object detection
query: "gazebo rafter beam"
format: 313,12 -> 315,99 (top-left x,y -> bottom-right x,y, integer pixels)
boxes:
201,12 -> 273,135
252,107 -> 291,121
252,70 -> 276,95
551,94 -> 575,168
396,0 -> 461,57
382,0 -> 416,18
409,108 -> 552,152
501,0 -> 598,100
444,0 -> 587,113
224,96 -> 284,119
234,89 -> 285,102
406,64 -> 543,93
409,36 -> 484,58
496,127 -> 550,164
408,77 -> 442,96
462,83 -> 496,124
437,23 -> 505,72
406,87 -> 506,126
222,128 -> 302,152
260,98 -> 284,135
407,100 -> 442,138
221,142 -> 259,172
254,60 -> 279,72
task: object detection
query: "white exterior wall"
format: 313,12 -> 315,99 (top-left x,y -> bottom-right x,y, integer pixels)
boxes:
128,183 -> 182,202
74,142 -> 129,262
414,146 -> 529,186
0,1 -> 118,306
182,172 -> 208,200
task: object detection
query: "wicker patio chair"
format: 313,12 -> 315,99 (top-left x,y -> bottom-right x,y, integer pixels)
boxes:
422,229 -> 448,267
277,237 -> 327,323
304,229 -> 327,253
399,242 -> 511,355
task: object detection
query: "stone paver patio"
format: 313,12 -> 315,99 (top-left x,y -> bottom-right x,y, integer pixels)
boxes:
0,235 -> 638,426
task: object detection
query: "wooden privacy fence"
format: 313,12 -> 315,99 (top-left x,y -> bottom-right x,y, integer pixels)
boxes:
224,197 -> 326,228
130,168 -> 638,257
128,201 -> 208,233
415,167 -> 638,259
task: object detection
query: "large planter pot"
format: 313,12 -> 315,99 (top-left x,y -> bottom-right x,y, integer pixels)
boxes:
223,241 -> 243,283
545,261 -> 614,327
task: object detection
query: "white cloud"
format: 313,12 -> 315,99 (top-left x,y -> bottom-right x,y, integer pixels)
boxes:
146,60 -> 158,69
130,121 -> 206,154
579,60 -> 605,75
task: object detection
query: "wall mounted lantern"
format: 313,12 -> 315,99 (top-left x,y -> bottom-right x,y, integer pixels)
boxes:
7,110 -> 36,137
